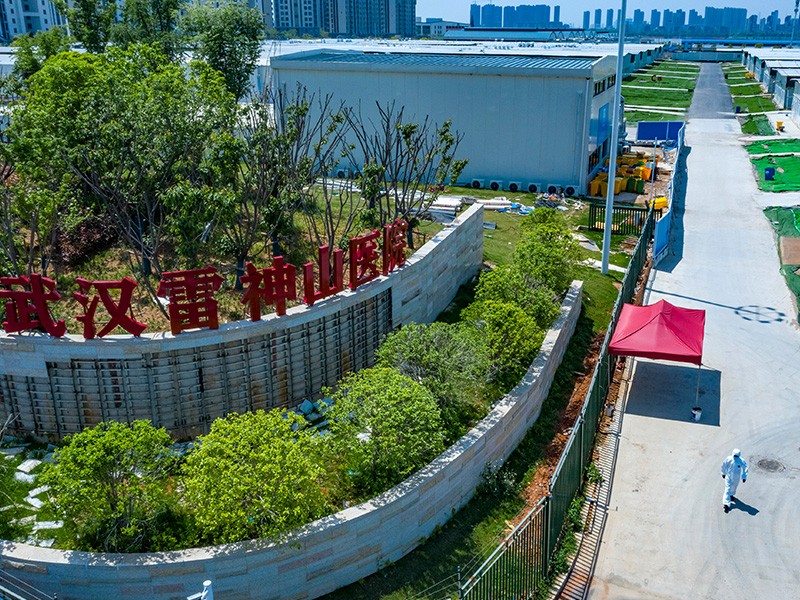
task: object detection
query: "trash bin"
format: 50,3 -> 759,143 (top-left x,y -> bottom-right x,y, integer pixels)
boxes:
777,121 -> 784,130
765,167 -> 776,180
735,106 -> 741,113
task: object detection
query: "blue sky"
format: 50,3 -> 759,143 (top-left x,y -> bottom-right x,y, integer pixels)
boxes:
416,1 -> 793,28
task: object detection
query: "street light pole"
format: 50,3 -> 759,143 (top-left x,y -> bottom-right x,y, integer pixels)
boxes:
793,0 -> 800,46
601,0 -> 627,275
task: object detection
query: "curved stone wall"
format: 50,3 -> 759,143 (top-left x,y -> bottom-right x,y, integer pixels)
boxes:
0,280 -> 582,600
0,205 -> 484,440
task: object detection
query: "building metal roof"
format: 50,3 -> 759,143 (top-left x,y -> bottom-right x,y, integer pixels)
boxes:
277,51 -> 597,71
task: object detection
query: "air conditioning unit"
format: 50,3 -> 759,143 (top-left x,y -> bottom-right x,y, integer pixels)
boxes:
471,179 -> 484,189
335,168 -> 348,179
489,180 -> 503,191
546,184 -> 562,195
564,184 -> 579,197
527,183 -> 542,194
507,181 -> 522,192
352,170 -> 362,180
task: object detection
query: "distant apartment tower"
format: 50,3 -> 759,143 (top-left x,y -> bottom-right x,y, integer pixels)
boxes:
249,0 -> 274,28
481,3 -> 502,28
703,7 -> 722,32
553,5 -> 559,25
0,0 -> 63,41
688,9 -> 702,29
469,2 -> 481,27
721,7 -> 747,33
650,8 -> 660,28
632,9 -> 644,31
605,8 -> 613,28
766,9 -> 779,30
594,8 -> 601,28
514,5 -> 549,28
583,10 -> 590,29
294,0 -> 416,37
673,9 -> 685,31
274,0 -> 322,33
503,5 -> 516,27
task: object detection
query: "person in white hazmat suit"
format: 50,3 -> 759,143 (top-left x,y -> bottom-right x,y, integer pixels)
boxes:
721,448 -> 748,513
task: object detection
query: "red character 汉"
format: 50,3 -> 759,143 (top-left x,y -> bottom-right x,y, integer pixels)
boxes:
0,273 -> 67,337
349,230 -> 381,291
241,256 -> 297,319
303,245 -> 344,306
74,277 -> 147,339
382,219 -> 408,276
157,266 -> 224,335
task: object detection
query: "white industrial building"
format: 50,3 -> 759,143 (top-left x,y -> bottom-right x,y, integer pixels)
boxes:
272,48 -> 623,195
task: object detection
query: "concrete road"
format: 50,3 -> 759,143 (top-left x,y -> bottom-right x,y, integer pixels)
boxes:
587,63 -> 800,600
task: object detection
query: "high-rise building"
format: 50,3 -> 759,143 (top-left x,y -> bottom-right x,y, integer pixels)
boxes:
0,0 -> 64,41
703,7 -> 722,32
605,8 -> 613,28
632,9 -> 644,31
721,7 -> 747,33
674,9 -> 685,31
688,9 -> 702,29
650,9 -> 660,29
274,0 -> 323,33
469,3 -> 481,27
583,10 -> 590,30
766,9 -> 779,30
553,5 -> 560,25
594,8 -> 601,28
746,14 -> 758,32
481,3 -> 502,28
663,9 -> 673,32
503,5 -> 516,27
306,0 -> 415,37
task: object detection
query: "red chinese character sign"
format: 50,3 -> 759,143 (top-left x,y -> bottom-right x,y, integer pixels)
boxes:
382,219 -> 408,276
303,246 -> 344,306
349,230 -> 381,291
74,278 -> 147,339
241,256 -> 297,319
157,266 -> 224,335
0,274 -> 67,337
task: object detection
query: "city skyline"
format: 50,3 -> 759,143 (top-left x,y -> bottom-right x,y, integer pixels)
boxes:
417,0 -> 797,28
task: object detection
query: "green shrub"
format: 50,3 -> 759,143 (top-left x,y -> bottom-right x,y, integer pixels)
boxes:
376,322 -> 492,443
183,409 -> 330,544
474,264 -> 559,330
514,208 -> 581,294
41,420 -> 179,552
327,368 -> 445,497
461,300 -> 544,383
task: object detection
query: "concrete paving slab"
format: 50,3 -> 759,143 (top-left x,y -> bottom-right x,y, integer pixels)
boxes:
585,62 -> 800,600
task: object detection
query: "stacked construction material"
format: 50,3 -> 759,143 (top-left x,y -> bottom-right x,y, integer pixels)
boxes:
425,195 -> 463,221
477,196 -> 513,211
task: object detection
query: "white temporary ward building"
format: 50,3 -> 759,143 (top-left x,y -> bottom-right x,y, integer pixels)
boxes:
271,49 -> 618,195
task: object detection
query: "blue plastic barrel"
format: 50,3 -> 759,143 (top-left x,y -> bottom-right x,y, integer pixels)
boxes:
735,106 -> 741,113
765,167 -> 775,180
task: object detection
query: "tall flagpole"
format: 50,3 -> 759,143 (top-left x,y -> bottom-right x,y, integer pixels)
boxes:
602,0 -> 627,274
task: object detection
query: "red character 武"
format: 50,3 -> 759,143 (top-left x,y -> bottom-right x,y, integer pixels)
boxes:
0,273 -> 67,337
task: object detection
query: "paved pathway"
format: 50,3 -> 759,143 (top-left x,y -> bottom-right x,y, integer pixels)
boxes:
584,63 -> 800,600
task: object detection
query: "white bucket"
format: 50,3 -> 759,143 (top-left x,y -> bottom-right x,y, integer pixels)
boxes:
604,404 -> 615,417
691,407 -> 702,422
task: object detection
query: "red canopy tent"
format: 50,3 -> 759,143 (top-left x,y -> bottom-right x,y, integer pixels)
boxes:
609,299 -> 706,412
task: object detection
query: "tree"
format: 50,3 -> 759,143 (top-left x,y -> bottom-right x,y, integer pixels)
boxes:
10,26 -> 70,81
110,0 -> 183,60
53,0 -> 117,53
326,368 -> 445,496
344,103 -> 468,247
182,410 -> 330,544
513,207 -> 581,294
474,265 -> 559,330
180,0 -> 266,101
376,322 -> 493,443
17,45 -> 237,287
461,300 -> 544,383
40,420 -> 179,552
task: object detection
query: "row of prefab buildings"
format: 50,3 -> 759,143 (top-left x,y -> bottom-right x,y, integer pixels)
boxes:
1,39 -> 666,195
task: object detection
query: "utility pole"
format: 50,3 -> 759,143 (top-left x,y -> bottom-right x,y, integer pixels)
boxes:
793,0 -> 800,45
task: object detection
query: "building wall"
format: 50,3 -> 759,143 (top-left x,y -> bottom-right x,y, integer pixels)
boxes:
0,206 -> 484,441
0,280 -> 583,600
273,58 -> 617,193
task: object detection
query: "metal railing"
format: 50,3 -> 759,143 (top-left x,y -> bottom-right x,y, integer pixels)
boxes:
0,570 -> 54,600
460,209 -> 654,600
588,203 -> 662,236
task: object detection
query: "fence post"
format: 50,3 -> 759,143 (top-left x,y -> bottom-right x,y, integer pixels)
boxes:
458,565 -> 463,600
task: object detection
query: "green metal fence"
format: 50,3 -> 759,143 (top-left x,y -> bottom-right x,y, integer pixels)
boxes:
461,209 -> 655,600
588,203 -> 662,236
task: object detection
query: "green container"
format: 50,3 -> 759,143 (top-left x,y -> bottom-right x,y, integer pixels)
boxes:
635,179 -> 645,194
626,178 -> 636,192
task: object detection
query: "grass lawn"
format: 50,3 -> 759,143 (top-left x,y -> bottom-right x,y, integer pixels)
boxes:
752,155 -> 800,191
621,87 -> 693,109
624,75 -> 696,90
740,114 -> 774,136
746,139 -> 800,154
729,84 -> 764,96
624,110 -> 684,123
734,95 -> 778,113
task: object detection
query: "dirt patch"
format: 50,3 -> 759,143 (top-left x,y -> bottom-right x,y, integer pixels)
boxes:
780,237 -> 800,265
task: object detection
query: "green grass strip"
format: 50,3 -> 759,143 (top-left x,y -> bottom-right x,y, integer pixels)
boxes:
734,95 -> 778,113
752,156 -> 800,191
741,114 -> 774,136
746,139 -> 800,154
729,84 -> 764,96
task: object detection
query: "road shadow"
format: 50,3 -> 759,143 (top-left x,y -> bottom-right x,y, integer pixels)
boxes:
654,143 -> 690,274
648,290 -> 787,324
625,361 -> 721,427
731,497 -> 759,516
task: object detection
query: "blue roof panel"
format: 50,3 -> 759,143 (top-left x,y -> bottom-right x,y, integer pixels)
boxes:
280,52 -> 597,71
